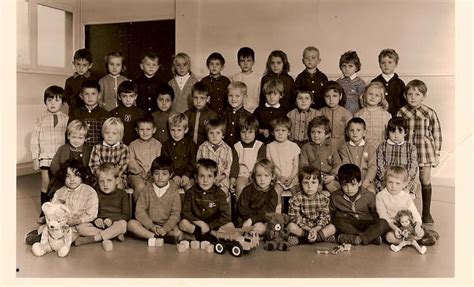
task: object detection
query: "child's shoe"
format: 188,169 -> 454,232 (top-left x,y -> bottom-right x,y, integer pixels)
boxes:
287,236 -> 299,246
102,240 -> 113,251
24,229 -> 41,245
418,245 -> 427,255
337,234 -> 362,245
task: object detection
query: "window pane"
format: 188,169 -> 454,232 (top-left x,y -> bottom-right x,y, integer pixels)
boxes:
17,0 -> 30,65
37,5 -> 66,67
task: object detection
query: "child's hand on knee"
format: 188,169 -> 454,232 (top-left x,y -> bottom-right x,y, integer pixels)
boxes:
94,218 -> 105,229
104,218 -> 113,228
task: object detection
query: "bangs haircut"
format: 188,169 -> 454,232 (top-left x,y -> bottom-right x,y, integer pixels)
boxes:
237,115 -> 259,134
196,158 -> 219,176
298,165 -> 321,184
337,163 -> 362,185
308,116 -> 331,138
141,52 -> 159,63
101,117 -> 124,140
67,120 -> 88,137
157,83 -> 175,101
97,162 -> 119,178
168,113 -> 188,129
386,117 -> 408,138
117,80 -> 137,96
73,49 -> 92,63
104,51 -> 127,73
251,159 -> 275,185
323,80 -> 346,106
59,159 -> 93,186
265,50 -> 290,74
237,47 -> 255,61
384,166 -> 409,184
135,114 -> 155,128
206,119 -> 226,134
81,80 -> 101,93
378,48 -> 399,64
270,116 -> 291,131
296,89 -> 315,101
405,79 -> 428,96
263,78 -> 284,95
228,81 -> 247,96
150,156 -> 174,174
206,52 -> 225,66
192,82 -> 210,96
361,82 -> 389,110
339,50 -> 361,72
44,85 -> 65,104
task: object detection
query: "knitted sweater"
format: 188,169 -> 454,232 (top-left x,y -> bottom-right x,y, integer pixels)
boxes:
237,183 -> 278,225
135,182 -> 181,233
97,189 -> 131,221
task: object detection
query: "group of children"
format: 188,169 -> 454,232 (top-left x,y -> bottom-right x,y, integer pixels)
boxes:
26,45 -> 442,254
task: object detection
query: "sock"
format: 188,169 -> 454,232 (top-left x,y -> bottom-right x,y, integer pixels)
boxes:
421,184 -> 433,219
298,230 -> 309,244
39,192 -> 50,216
316,230 -> 326,242
74,236 -> 96,246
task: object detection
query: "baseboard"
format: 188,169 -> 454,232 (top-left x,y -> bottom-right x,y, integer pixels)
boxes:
17,162 -> 38,177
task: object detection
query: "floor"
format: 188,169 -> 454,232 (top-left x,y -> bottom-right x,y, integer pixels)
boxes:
16,173 -> 455,278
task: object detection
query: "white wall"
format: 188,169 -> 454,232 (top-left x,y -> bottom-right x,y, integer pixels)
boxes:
175,0 -> 455,184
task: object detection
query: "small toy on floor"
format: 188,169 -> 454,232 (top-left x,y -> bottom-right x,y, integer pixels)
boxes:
148,238 -> 164,247
390,210 -> 427,255
330,243 -> 352,255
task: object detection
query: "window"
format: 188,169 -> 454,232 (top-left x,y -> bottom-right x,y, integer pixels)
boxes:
17,0 -> 77,74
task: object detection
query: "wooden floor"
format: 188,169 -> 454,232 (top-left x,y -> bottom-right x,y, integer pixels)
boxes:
16,173 -> 455,278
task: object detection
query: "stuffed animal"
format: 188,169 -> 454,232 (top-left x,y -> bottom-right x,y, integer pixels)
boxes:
32,202 -> 73,257
264,212 -> 290,251
390,209 -> 427,255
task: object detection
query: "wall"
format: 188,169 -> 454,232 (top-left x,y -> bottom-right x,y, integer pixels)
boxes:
176,0 -> 455,184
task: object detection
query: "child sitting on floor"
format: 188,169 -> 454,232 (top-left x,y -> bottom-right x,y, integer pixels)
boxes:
128,156 -> 184,245
237,159 -> 278,235
74,163 -> 130,250
179,159 -> 234,241
287,166 -> 336,245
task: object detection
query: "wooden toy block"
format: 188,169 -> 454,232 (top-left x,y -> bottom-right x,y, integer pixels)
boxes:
102,240 -> 113,251
200,241 -> 210,249
155,238 -> 164,247
177,244 -> 188,253
179,240 -> 190,249
206,244 -> 214,253
148,238 -> 156,247
190,240 -> 200,249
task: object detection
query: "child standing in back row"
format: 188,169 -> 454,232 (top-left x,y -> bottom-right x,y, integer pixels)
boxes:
397,79 -> 442,224
294,46 -> 329,110
337,51 -> 365,115
135,53 -> 164,113
231,47 -> 261,113
200,52 -> 231,116
99,51 -> 128,111
371,49 -> 407,117
31,85 -> 69,224
168,53 -> 198,113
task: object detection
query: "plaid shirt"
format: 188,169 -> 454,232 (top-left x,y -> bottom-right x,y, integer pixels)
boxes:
69,105 -> 111,147
355,107 -> 392,148
197,141 -> 233,193
51,183 -> 98,224
320,106 -> 353,148
397,104 -> 442,165
376,140 -> 418,193
30,111 -> 69,167
288,192 -> 331,228
89,142 -> 130,177
287,108 -> 321,142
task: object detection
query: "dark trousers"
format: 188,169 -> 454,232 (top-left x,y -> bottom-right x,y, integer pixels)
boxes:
333,216 -> 390,245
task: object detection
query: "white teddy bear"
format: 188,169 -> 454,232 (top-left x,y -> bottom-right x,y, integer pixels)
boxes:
32,202 -> 73,257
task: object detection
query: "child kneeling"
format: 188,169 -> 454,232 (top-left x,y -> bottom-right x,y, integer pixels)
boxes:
287,166 -> 336,245
74,163 -> 130,250
329,164 -> 390,245
128,156 -> 183,245
179,159 -> 234,241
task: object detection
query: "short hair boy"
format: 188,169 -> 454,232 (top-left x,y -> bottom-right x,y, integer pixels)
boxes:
128,115 -> 162,202
223,81 -> 252,145
128,156 -> 184,245
74,163 -> 130,251
68,80 -> 111,147
65,49 -> 97,114
178,158 -> 234,241
152,83 -> 175,144
200,52 -> 231,115
295,46 -> 329,109
184,82 -> 218,145
338,117 -> 377,192
231,47 -> 261,113
110,81 -> 146,145
253,78 -> 287,144
89,117 -> 130,188
300,116 -> 341,195
329,164 -> 390,245
134,52 -> 164,113
287,89 -> 322,146
196,119 -> 235,195
161,113 -> 198,193
371,48 -> 407,117
30,85 -> 69,223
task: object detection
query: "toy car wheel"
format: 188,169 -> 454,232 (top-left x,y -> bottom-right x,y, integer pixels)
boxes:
231,244 -> 243,257
215,242 -> 225,254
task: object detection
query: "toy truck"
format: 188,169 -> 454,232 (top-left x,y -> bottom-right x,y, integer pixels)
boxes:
210,226 -> 259,257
